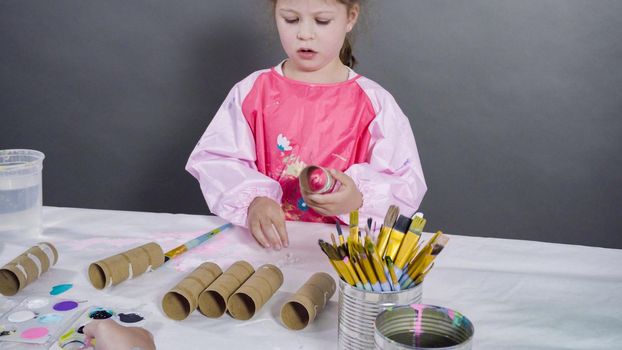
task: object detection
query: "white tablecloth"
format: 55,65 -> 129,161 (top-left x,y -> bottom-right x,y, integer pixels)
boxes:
1,206 -> 621,349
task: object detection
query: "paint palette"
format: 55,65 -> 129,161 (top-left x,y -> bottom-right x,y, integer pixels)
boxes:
0,296 -> 84,346
52,305 -> 147,350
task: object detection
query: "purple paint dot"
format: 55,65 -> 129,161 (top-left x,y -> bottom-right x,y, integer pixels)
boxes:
53,301 -> 78,311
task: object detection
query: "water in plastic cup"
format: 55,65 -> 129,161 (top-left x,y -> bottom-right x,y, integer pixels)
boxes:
0,149 -> 45,238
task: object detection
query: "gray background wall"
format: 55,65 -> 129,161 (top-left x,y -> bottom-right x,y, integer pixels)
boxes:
2,1 -> 621,248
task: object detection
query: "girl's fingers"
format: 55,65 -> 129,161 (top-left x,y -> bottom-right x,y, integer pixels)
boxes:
306,193 -> 336,205
273,217 -> 289,247
301,192 -> 322,206
329,169 -> 354,185
250,220 -> 270,248
308,190 -> 349,206
310,205 -> 334,217
260,219 -> 282,250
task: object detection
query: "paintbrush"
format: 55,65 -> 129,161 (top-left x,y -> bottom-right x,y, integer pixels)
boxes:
364,224 -> 372,241
350,254 -> 372,291
163,223 -> 233,262
400,232 -> 448,288
408,263 -> 435,289
349,210 -> 359,234
364,231 -> 373,247
349,211 -> 359,240
336,222 -> 345,245
365,240 -> 391,291
399,244 -> 432,287
354,245 -> 381,292
318,240 -> 356,286
419,234 -> 449,271
347,211 -> 359,258
384,215 -> 412,261
430,234 -> 449,256
376,205 -> 399,257
322,239 -> 359,287
394,212 -> 426,271
385,256 -> 400,291
342,256 -> 364,290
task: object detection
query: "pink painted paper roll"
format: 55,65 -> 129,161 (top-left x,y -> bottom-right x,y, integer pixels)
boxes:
299,165 -> 336,194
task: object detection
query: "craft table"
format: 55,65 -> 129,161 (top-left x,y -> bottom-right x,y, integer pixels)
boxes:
1,206 -> 621,349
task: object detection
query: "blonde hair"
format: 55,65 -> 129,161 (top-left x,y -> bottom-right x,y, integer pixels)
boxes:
270,0 -> 362,68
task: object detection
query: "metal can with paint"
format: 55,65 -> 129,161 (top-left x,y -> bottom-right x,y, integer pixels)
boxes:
338,279 -> 423,350
374,304 -> 474,350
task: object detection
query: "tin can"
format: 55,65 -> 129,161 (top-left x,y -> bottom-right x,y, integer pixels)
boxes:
374,304 -> 474,350
338,279 -> 423,350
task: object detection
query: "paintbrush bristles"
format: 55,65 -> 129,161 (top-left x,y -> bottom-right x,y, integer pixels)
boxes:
364,225 -> 371,239
383,205 -> 399,228
317,239 -> 330,258
318,239 -> 339,260
338,246 -> 348,259
336,222 -> 343,236
430,235 -> 449,256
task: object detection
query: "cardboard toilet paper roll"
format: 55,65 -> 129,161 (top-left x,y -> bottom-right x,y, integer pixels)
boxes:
162,262 -> 222,320
299,165 -> 336,194
227,264 -> 283,320
280,272 -> 336,330
88,242 -> 164,289
0,242 -> 59,296
198,260 -> 254,318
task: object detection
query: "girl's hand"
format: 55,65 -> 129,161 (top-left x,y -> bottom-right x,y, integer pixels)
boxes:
83,319 -> 155,350
302,169 -> 363,217
247,196 -> 289,250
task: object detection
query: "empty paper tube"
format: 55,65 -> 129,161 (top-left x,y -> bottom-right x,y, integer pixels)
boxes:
162,262 -> 222,320
198,260 -> 254,318
0,242 -> 58,296
88,242 -> 164,289
227,264 -> 284,320
280,272 -> 336,330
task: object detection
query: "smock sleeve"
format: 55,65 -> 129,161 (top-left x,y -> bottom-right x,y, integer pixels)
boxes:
186,82 -> 282,227
337,93 -> 427,225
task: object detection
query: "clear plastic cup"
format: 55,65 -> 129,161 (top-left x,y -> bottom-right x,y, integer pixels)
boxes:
0,149 -> 45,238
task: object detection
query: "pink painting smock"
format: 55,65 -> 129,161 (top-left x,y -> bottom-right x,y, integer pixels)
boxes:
186,62 -> 427,227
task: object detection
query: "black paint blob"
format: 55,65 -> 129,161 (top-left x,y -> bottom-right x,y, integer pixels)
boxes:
118,313 -> 144,323
89,310 -> 113,319
1,330 -> 15,337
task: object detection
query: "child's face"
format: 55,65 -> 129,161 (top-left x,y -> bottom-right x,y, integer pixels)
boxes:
275,0 -> 359,72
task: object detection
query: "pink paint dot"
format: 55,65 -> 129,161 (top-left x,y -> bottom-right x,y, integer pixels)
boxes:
21,327 -> 49,340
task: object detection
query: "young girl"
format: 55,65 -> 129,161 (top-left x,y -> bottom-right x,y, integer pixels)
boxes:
186,0 -> 426,250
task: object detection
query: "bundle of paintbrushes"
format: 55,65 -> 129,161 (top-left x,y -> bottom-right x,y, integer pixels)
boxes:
318,207 -> 449,292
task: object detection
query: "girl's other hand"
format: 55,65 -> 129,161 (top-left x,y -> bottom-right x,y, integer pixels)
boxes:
247,197 -> 289,250
302,169 -> 362,217
83,319 -> 156,350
